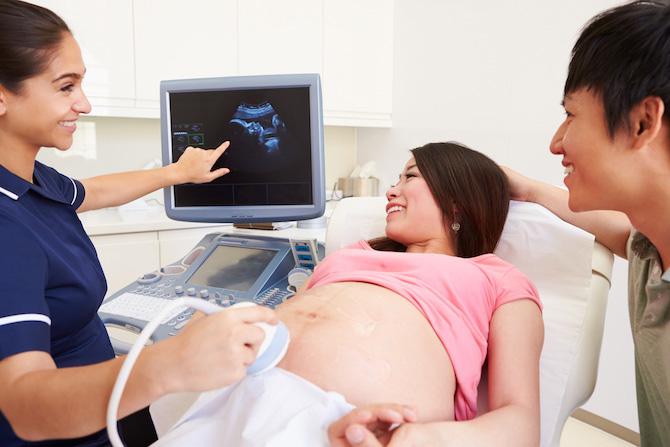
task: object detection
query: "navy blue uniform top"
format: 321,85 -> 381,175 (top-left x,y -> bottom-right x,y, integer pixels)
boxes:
0,161 -> 114,446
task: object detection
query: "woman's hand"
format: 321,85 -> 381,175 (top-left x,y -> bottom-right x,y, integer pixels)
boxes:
77,141 -> 231,212
499,166 -> 538,202
328,404 -> 419,447
171,141 -> 231,185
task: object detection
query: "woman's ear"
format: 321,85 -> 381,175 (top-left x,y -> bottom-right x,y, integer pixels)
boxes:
629,96 -> 665,150
0,88 -> 7,116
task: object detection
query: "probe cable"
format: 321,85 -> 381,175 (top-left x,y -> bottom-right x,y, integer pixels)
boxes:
106,297 -> 223,447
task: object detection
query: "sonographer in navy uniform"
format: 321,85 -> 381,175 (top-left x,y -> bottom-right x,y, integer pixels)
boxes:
0,2 -> 278,446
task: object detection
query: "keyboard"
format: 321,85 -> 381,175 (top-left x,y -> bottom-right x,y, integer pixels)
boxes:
99,293 -> 186,324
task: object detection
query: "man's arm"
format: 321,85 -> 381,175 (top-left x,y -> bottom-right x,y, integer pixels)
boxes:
502,167 -> 631,258
77,142 -> 229,213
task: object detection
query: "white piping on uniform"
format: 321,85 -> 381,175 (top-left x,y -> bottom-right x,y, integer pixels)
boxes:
0,313 -> 52,327
0,186 -> 18,201
67,176 -> 78,205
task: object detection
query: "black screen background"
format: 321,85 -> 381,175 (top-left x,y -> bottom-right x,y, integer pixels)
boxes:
169,87 -> 313,207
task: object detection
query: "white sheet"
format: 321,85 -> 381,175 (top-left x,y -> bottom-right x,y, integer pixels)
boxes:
150,368 -> 355,447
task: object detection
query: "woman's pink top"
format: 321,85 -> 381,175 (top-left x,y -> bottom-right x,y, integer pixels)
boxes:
306,239 -> 541,420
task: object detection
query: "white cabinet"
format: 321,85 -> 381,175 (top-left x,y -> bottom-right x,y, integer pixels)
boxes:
237,0 -> 323,77
29,0 -> 136,111
30,0 -> 393,126
236,0 -> 393,126
90,232 -> 160,298
132,0 -> 239,106
323,0 -> 394,126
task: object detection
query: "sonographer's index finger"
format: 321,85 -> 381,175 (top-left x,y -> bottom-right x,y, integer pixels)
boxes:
212,141 -> 230,158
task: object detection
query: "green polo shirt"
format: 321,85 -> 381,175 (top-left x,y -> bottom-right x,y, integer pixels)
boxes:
627,229 -> 670,446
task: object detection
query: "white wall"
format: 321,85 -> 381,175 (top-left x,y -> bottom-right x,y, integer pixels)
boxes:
356,0 -> 638,432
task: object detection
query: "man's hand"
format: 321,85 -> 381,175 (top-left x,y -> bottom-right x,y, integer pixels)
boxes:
500,166 -> 545,203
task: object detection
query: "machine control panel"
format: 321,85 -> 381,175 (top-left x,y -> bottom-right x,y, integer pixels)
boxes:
99,233 -> 324,354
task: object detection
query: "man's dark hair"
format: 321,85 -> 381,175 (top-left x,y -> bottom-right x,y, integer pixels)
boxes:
565,1 -> 670,137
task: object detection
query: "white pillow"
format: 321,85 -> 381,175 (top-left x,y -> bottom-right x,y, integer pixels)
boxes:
494,201 -> 594,446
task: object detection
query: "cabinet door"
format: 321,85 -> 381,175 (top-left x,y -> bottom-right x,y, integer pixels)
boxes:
323,0 -> 393,125
237,0 -> 323,76
133,0 -> 239,105
90,232 -> 160,298
30,0 -> 136,109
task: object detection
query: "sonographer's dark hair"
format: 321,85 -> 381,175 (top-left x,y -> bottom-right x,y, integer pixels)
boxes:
565,0 -> 670,137
0,0 -> 70,94
369,142 -> 510,258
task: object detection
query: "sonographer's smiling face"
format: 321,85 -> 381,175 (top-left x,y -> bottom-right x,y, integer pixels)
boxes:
385,157 -> 451,254
1,33 -> 91,153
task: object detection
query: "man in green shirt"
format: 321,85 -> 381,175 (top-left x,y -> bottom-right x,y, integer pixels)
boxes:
504,1 -> 670,445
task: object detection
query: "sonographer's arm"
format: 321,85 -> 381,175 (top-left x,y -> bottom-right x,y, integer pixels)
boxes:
0,305 -> 276,442
501,167 -> 631,258
76,142 -> 230,213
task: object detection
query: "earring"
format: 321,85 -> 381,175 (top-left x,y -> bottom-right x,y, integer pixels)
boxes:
451,221 -> 460,233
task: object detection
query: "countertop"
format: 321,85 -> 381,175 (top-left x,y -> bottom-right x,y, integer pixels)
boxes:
79,205 -> 231,236
79,204 -> 329,242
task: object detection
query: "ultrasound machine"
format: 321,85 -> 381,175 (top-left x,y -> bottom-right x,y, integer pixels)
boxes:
98,73 -> 326,356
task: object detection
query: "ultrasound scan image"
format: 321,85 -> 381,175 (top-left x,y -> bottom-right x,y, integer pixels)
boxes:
222,100 -> 302,173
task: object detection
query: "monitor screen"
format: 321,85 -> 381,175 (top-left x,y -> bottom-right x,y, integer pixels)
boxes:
185,245 -> 277,292
161,74 -> 325,223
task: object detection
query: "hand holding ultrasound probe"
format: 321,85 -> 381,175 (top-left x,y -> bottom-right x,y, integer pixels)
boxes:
107,301 -> 290,447
106,139 -> 293,430
107,137 -> 295,446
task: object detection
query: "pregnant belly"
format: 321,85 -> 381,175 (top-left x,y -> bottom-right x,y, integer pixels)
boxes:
275,281 -> 456,422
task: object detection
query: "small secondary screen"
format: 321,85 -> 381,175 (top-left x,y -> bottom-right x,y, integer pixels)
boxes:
169,87 -> 313,208
186,245 -> 277,292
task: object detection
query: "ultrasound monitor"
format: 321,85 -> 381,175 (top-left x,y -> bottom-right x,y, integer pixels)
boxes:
160,73 -> 325,223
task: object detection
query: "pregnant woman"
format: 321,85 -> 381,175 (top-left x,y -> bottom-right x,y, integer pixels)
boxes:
154,142 -> 543,447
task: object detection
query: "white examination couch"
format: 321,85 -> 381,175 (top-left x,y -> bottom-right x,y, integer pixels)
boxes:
151,197 -> 614,447
326,197 -> 614,447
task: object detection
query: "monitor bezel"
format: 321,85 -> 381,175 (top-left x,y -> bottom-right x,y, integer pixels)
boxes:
160,73 -> 325,223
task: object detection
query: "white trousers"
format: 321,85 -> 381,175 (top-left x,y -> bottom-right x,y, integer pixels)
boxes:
150,368 -> 355,447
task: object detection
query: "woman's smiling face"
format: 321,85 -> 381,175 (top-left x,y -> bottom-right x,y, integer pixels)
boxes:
385,157 -> 452,254
0,32 -> 91,153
